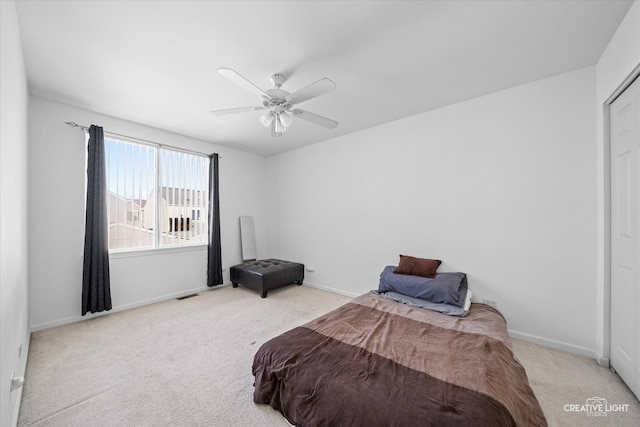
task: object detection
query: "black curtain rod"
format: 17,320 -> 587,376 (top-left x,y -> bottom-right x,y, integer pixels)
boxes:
64,121 -> 219,158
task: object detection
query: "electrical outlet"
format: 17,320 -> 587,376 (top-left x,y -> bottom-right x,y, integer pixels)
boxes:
483,298 -> 498,309
305,267 -> 315,272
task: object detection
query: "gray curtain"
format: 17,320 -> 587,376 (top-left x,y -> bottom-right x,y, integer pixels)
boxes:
82,125 -> 112,315
207,153 -> 223,286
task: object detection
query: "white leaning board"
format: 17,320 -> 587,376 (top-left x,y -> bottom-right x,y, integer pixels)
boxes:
240,216 -> 257,262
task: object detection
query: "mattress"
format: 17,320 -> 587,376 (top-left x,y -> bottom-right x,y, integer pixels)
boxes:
252,291 -> 547,426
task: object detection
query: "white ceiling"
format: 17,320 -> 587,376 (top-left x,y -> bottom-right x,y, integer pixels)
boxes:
15,0 -> 633,156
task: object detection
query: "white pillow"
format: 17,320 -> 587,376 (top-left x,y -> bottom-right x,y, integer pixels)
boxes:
464,289 -> 473,312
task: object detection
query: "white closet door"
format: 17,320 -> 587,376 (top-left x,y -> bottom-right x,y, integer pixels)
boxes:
610,75 -> 640,399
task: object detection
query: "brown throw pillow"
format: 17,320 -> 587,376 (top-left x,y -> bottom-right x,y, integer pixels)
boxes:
393,255 -> 441,278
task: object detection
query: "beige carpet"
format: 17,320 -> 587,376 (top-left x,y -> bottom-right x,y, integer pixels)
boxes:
18,285 -> 640,426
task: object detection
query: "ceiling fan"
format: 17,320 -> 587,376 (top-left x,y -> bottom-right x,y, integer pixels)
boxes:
211,68 -> 338,137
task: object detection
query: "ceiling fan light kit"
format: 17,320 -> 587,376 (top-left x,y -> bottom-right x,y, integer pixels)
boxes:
278,111 -> 293,127
259,112 -> 274,127
211,68 -> 338,137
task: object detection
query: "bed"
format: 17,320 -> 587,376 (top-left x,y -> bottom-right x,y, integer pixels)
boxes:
252,264 -> 547,426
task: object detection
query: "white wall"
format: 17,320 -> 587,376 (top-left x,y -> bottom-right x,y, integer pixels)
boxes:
267,67 -> 598,356
0,1 -> 30,425
28,97 -> 269,330
15,0 -> 637,389
595,0 -> 640,364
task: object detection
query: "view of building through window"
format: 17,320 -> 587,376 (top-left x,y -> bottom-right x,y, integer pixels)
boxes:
103,137 -> 209,251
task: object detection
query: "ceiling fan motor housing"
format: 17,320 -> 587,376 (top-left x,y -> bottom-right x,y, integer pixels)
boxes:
265,89 -> 290,105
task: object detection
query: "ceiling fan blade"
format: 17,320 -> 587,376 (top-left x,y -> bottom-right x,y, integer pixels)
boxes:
286,78 -> 336,105
292,109 -> 338,129
217,68 -> 271,100
210,106 -> 265,116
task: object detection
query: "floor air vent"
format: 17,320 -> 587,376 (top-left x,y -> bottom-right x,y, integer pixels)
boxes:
176,293 -> 198,300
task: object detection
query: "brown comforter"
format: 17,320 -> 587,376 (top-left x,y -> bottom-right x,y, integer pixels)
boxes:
253,291 -> 547,426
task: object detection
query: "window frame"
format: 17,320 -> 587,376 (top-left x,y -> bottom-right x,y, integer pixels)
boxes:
92,132 -> 210,255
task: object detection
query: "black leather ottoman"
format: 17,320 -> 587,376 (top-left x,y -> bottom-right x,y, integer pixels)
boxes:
230,259 -> 304,298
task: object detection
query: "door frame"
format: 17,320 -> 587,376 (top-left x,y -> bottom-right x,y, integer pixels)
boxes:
604,63 -> 640,365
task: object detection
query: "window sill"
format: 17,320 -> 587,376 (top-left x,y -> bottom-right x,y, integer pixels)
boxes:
109,244 -> 207,259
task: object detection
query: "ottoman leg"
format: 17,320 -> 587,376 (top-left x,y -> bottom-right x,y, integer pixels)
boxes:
232,282 -> 238,288
261,290 -> 268,298
296,280 -> 303,286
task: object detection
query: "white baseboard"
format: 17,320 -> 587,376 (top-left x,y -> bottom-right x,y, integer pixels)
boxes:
508,329 -> 598,360
30,284 -> 229,332
304,287 -> 602,363
30,282 -> 604,368
306,286 -> 605,363
11,330 -> 31,427
596,354 -> 610,367
302,281 -> 360,299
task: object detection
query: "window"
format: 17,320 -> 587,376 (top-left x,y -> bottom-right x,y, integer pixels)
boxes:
103,136 -> 209,251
